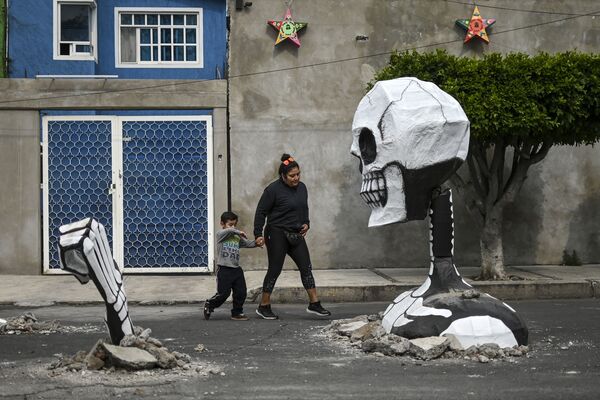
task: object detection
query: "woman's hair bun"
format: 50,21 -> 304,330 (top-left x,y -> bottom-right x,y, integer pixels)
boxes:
281,153 -> 291,162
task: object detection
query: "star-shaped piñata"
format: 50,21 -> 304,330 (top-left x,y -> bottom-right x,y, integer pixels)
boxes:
267,8 -> 307,47
455,6 -> 495,43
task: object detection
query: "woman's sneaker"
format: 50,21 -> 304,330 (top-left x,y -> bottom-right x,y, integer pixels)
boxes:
256,304 -> 279,320
307,301 -> 331,316
203,301 -> 213,320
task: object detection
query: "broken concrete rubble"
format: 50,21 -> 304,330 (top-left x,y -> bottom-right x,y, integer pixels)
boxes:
0,312 -> 99,335
0,312 -> 60,334
49,326 -> 206,375
324,315 -> 529,363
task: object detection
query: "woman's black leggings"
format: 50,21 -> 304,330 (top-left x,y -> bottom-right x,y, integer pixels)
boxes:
262,226 -> 316,293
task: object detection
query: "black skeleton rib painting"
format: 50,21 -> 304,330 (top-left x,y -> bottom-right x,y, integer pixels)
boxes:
351,77 -> 528,348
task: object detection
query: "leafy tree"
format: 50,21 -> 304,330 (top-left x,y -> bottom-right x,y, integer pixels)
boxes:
371,50 -> 600,279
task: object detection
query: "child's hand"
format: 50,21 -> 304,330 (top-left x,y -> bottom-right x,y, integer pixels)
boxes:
255,236 -> 265,247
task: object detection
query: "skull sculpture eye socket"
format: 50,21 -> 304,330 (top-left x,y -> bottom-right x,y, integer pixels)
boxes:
359,127 -> 377,165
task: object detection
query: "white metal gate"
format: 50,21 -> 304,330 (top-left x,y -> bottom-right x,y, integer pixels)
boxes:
43,115 -> 213,273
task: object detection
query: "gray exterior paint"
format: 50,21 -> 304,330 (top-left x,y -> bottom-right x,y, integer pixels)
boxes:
0,79 -> 228,274
2,1 -> 600,274
227,0 -> 600,270
0,111 -> 40,274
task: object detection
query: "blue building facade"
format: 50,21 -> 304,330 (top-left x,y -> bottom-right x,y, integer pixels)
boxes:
4,0 -> 228,274
8,0 -> 227,79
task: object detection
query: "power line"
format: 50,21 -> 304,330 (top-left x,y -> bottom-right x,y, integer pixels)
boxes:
442,0 -> 600,16
0,8 -> 598,106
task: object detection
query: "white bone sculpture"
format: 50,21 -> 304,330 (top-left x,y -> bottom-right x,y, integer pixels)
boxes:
351,78 -> 528,348
58,218 -> 134,344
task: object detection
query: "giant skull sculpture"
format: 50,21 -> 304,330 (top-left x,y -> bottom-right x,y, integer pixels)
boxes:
351,77 -> 470,226
351,77 -> 528,348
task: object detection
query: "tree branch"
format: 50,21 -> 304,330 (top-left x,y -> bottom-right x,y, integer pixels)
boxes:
486,139 -> 505,207
530,141 -> 552,164
467,154 -> 487,205
449,172 -> 485,220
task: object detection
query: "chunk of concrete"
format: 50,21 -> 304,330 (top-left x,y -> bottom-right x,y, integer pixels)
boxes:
350,320 -> 386,342
145,344 -> 178,369
409,336 -> 449,360
101,343 -> 157,370
362,335 -> 410,356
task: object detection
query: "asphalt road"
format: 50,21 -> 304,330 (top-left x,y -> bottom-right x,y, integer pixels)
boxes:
1,299 -> 599,399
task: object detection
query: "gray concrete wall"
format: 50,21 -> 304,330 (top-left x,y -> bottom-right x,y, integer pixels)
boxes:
0,79 -> 227,274
228,0 -> 600,270
0,111 -> 41,274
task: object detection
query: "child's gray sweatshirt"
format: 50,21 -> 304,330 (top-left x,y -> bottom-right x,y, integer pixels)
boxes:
216,228 -> 256,268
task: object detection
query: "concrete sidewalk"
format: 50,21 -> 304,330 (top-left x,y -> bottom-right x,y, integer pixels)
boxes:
1,265 -> 599,306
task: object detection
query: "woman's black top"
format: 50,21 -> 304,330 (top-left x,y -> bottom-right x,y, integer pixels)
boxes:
253,179 -> 310,238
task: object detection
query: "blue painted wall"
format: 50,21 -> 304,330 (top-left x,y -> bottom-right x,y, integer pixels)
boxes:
8,0 -> 226,79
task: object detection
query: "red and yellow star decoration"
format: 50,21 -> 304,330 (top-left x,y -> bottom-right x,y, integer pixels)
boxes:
267,8 -> 307,47
455,6 -> 495,44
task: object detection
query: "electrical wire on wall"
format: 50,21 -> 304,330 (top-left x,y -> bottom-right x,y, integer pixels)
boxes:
0,5 -> 598,106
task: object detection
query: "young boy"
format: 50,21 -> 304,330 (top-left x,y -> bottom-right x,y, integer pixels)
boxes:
204,211 -> 260,321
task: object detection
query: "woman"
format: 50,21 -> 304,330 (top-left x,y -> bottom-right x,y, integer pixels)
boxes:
253,154 -> 331,320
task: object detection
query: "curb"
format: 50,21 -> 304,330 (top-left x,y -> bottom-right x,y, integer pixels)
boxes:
264,281 -> 600,303
1,281 -> 598,307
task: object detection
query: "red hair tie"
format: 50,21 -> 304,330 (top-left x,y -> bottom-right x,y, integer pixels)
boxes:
282,157 -> 295,166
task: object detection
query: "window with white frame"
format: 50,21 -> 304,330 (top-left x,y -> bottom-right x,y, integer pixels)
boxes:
116,8 -> 203,68
54,0 -> 97,59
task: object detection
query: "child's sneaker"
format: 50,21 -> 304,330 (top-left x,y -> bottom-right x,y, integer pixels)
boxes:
306,301 -> 331,316
231,314 -> 249,321
256,304 -> 279,320
203,301 -> 213,320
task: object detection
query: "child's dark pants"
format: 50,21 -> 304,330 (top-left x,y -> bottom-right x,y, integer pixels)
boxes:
206,266 -> 247,316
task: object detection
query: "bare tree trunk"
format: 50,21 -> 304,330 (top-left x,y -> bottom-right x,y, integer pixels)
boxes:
479,204 -> 507,280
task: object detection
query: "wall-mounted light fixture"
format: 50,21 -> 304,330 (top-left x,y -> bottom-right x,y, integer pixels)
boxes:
355,35 -> 369,41
236,0 -> 253,10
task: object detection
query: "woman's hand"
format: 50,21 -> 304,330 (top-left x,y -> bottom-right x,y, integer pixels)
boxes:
255,236 -> 265,247
300,224 -> 309,236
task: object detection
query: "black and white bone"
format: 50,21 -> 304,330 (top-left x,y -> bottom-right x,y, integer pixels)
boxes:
381,190 -> 528,348
58,218 -> 134,344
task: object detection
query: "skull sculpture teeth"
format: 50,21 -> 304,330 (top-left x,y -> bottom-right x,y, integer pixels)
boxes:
360,170 -> 387,208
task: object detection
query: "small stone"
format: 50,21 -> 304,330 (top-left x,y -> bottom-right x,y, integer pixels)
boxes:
219,371 -> 226,376
479,343 -> 500,358
461,289 -> 480,299
478,355 -> 490,363
172,351 -> 191,363
85,354 -> 105,370
145,344 -> 178,369
194,344 -> 206,352
176,359 -> 186,368
350,320 -> 386,342
367,314 -> 380,322
146,337 -> 163,347
336,320 -> 369,337
73,350 -> 88,363
139,328 -> 152,340
120,335 -> 139,347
